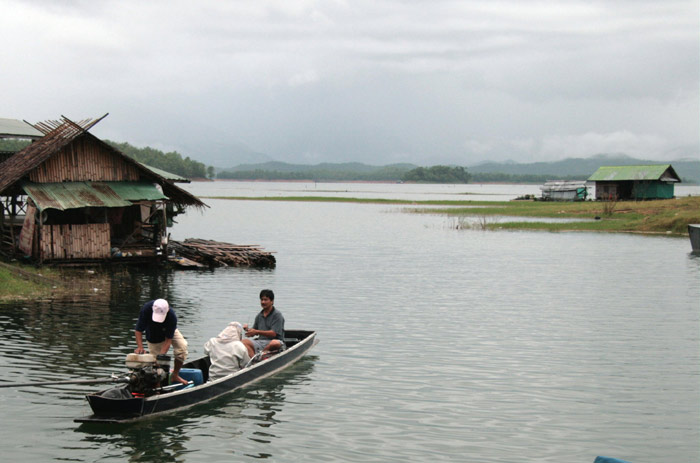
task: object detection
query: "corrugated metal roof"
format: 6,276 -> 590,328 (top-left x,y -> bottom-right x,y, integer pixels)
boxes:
540,180 -> 588,191
23,182 -> 168,211
0,118 -> 43,139
140,163 -> 191,183
588,165 -> 679,182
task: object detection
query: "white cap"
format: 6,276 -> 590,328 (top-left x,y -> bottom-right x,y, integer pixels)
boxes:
152,299 -> 169,323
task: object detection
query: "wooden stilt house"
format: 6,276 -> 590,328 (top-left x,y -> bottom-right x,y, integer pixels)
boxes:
0,115 -> 205,264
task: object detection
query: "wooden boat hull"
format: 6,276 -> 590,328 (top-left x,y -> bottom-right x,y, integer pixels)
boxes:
75,330 -> 317,423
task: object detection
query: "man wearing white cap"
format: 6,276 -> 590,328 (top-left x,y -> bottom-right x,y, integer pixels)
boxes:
134,298 -> 189,385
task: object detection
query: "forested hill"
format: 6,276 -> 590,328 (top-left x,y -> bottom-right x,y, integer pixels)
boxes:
218,161 -> 419,181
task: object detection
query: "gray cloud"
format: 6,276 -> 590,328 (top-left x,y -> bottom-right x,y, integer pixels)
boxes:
1,0 -> 697,167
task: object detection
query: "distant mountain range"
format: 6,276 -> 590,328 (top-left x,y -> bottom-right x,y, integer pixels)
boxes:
219,154 -> 699,183
226,161 -> 417,173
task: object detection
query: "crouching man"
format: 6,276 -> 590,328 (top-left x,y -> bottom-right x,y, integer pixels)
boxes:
134,298 -> 189,386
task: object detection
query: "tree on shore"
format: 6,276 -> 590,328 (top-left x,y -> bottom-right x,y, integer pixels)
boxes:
401,165 -> 471,183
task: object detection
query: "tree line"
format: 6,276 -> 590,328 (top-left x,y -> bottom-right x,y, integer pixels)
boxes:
105,140 -> 212,179
401,166 -> 471,183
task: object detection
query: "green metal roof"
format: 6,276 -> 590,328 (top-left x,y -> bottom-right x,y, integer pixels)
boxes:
23,181 -> 168,211
588,164 -> 679,182
0,118 -> 43,139
106,182 -> 169,201
140,163 -> 191,183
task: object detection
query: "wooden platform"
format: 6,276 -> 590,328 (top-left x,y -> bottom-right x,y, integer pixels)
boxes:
168,239 -> 276,268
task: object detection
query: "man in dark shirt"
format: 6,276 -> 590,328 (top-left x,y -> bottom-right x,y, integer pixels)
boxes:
242,289 -> 285,359
134,299 -> 189,385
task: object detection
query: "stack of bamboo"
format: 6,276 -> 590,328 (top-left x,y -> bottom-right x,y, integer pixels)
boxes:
169,239 -> 276,268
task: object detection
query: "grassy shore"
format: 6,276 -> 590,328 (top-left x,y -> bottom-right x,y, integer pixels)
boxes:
206,195 -> 700,236
0,262 -> 62,301
0,262 -> 115,302
422,195 -> 700,235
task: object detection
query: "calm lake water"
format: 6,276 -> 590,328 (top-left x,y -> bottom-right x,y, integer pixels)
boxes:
1,182 -> 698,463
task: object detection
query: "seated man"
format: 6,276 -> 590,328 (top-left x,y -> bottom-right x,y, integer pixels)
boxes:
242,289 -> 285,359
204,322 -> 251,381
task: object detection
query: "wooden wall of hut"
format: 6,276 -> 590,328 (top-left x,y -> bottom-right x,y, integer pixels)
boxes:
29,137 -> 140,183
40,223 -> 110,260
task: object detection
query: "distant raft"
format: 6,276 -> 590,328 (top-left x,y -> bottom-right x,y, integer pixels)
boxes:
169,239 -> 276,268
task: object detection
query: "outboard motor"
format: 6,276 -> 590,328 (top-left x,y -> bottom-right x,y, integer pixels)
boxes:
124,353 -> 170,395
156,354 -> 171,376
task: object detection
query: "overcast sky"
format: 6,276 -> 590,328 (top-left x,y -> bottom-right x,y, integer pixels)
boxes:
2,0 -> 698,167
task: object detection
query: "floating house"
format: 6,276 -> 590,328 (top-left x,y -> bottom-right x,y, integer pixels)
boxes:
588,164 -> 681,200
539,180 -> 588,201
0,115 -> 205,264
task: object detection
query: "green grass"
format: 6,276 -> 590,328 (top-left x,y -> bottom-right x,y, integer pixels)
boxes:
0,266 -> 56,301
417,196 -> 700,235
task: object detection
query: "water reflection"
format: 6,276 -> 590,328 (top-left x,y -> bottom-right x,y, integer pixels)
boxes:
77,416 -> 197,463
74,356 -> 317,462
0,266 -> 201,385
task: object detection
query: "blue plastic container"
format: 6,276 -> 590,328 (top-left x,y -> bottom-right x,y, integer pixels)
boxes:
178,368 -> 203,386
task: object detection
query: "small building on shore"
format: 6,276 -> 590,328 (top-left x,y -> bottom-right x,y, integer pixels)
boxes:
539,180 -> 588,201
588,164 -> 681,200
0,117 -> 43,164
0,115 -> 206,264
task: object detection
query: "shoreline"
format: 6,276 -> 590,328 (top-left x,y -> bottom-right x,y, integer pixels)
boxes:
203,194 -> 700,236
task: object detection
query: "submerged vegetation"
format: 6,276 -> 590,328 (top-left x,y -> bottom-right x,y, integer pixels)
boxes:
208,194 -> 700,236
422,196 -> 700,235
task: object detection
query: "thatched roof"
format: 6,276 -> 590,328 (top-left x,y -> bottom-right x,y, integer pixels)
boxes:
0,115 -> 206,209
